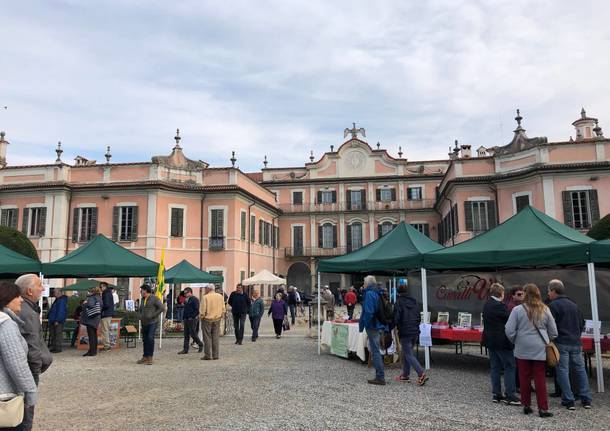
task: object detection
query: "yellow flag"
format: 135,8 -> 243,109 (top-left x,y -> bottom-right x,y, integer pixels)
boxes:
156,249 -> 165,299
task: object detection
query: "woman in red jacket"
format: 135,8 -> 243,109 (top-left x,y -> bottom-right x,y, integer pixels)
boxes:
344,287 -> 357,320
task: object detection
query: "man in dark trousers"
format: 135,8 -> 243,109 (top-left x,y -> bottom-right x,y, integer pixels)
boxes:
548,279 -> 592,410
482,283 -> 520,405
287,286 -> 298,325
48,288 -> 68,353
16,273 -> 53,431
178,287 -> 203,354
228,284 -> 250,345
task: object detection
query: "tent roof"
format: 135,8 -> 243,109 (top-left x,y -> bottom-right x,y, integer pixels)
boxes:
242,269 -> 285,286
424,206 -> 595,270
42,234 -> 159,277
61,279 -> 117,291
164,260 -> 223,284
0,244 -> 41,276
591,239 -> 610,264
318,221 -> 443,274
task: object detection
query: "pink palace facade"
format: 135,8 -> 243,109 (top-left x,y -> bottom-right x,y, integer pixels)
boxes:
0,109 -> 609,301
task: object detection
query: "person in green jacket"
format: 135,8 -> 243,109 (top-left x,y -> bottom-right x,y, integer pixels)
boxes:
249,289 -> 265,342
137,285 -> 165,365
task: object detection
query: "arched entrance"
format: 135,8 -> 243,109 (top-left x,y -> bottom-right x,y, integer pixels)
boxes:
287,261 -> 311,295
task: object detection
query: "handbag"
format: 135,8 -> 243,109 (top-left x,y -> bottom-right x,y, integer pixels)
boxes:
282,316 -> 290,331
0,393 -> 24,427
534,325 -> 560,367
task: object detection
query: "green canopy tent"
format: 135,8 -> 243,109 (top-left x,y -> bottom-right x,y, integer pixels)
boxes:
61,279 -> 117,292
424,206 -> 605,391
591,239 -> 610,264
42,234 -> 159,278
317,222 -> 443,367
0,244 -> 41,276
164,260 -> 224,284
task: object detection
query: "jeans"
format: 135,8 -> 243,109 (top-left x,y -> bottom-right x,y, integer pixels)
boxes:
366,328 -> 385,381
176,307 -> 184,322
233,313 -> 247,342
489,349 -> 516,398
400,336 -> 424,378
142,323 -> 156,358
517,359 -> 548,410
556,343 -> 592,404
346,304 -> 355,320
289,304 -> 296,324
250,315 -> 261,340
183,318 -> 203,352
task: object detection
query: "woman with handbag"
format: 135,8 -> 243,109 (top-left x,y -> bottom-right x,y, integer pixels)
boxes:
268,293 -> 288,339
80,287 -> 102,357
505,283 -> 558,418
0,282 -> 37,430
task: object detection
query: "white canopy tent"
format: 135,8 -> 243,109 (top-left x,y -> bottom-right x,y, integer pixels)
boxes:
241,269 -> 285,286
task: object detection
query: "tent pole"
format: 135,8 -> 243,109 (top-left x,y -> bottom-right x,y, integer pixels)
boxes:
317,271 -> 321,355
421,268 -> 430,370
38,273 -> 44,323
159,311 -> 163,350
587,262 -> 604,393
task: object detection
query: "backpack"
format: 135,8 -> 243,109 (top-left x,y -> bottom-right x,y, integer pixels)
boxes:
375,291 -> 394,325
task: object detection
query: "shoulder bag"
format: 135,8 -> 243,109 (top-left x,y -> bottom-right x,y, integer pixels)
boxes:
0,393 -> 24,427
534,324 -> 560,367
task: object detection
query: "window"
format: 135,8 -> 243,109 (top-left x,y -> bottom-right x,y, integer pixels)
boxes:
407,187 -> 423,200
211,209 -> 224,237
208,270 -> 224,291
465,201 -> 497,234
240,211 -> 246,240
347,190 -> 366,210
378,221 -> 395,238
250,215 -> 256,242
411,223 -> 430,237
292,191 -> 303,205
73,207 -> 98,242
515,195 -> 530,213
347,222 -> 363,252
438,204 -> 459,244
380,188 -> 393,202
0,208 -> 18,229
23,207 -> 46,237
170,208 -> 184,237
265,222 -> 271,246
319,223 -> 336,249
319,190 -> 335,204
563,190 -> 599,229
112,206 -> 137,242
240,271 -> 246,282
292,225 -> 304,255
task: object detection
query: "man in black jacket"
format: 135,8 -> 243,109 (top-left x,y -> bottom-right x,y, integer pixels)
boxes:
228,285 -> 250,345
482,283 -> 520,405
178,287 -> 203,354
100,282 -> 115,351
548,279 -> 592,410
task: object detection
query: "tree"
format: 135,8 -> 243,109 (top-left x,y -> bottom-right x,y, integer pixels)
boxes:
587,213 -> 610,240
0,226 -> 40,260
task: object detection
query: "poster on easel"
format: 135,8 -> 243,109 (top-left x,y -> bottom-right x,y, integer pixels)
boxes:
76,318 -> 122,350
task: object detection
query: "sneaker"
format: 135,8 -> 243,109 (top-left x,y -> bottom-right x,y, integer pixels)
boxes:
492,394 -> 503,403
198,345 -> 204,353
393,374 -> 410,382
561,401 -> 575,410
145,357 -> 153,365
177,351 -> 188,355
582,401 -> 592,409
504,396 -> 521,406
367,379 -> 386,386
416,373 -> 429,387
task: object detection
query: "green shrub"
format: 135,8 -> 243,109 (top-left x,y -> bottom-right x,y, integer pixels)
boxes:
0,226 -> 39,260
588,213 -> 610,240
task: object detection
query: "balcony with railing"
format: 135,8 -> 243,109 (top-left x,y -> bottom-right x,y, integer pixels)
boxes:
284,246 -> 348,258
209,236 -> 225,251
278,199 -> 435,214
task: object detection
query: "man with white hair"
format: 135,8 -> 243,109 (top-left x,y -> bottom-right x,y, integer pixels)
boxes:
16,273 -> 53,431
358,275 -> 387,385
200,283 -> 225,360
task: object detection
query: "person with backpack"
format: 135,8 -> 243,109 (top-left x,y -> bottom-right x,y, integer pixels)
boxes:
393,281 -> 428,386
358,275 -> 389,385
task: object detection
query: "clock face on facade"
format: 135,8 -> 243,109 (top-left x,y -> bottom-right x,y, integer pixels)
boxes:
346,150 -> 366,170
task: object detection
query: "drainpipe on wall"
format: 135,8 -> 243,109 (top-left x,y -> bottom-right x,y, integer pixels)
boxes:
446,196 -> 455,246
199,194 -> 205,269
247,201 -> 255,276
63,189 -> 73,288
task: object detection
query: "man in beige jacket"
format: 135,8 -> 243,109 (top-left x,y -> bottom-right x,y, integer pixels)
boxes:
200,284 -> 225,360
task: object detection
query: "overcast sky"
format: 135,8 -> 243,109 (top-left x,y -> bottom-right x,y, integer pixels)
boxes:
1,1 -> 609,171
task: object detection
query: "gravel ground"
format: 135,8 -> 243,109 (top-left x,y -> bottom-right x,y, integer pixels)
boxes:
35,315 -> 610,431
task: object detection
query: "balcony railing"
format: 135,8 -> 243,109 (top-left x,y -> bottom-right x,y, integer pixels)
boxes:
284,246 -> 348,258
209,236 -> 225,251
278,199 -> 435,214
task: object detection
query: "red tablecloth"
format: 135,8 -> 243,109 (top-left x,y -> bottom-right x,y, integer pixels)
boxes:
581,336 -> 610,353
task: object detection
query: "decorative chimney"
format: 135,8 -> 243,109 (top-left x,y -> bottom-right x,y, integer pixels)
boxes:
0,131 -> 8,168
55,141 -> 63,164
449,140 -> 460,160
309,150 -> 314,163
263,155 -> 268,168
230,151 -> 237,167
398,146 -> 403,159
572,108 -> 598,141
476,146 -> 488,157
330,145 -> 334,152
105,146 -> 112,163
174,128 -> 182,149
460,144 -> 472,159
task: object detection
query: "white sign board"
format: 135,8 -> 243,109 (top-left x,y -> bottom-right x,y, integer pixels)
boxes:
125,300 -> 135,312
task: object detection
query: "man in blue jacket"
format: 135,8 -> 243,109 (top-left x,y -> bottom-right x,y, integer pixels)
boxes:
178,287 -> 203,354
100,282 -> 115,351
358,275 -> 387,385
548,279 -> 592,410
48,288 -> 68,353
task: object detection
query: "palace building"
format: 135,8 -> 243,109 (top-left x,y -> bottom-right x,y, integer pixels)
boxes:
0,109 -> 609,299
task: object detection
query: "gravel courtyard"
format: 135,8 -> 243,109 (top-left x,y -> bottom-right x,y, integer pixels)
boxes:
35,316 -> 609,431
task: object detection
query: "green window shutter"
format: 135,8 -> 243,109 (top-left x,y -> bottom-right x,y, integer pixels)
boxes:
112,207 -> 119,241
22,208 -> 29,235
0,209 -> 7,227
487,201 -> 497,229
361,190 -> 367,209
376,189 -> 381,201
331,191 -> 337,203
38,207 -> 47,237
464,202 -> 473,231
317,191 -> 322,204
377,224 -> 382,238
72,208 -> 79,242
259,220 -> 263,243
589,190 -> 600,225
250,215 -> 255,242
240,212 -> 246,240
562,191 -> 574,227
391,188 -> 397,201
346,225 -> 352,251
218,210 -> 224,237
332,225 -> 337,247
130,206 -> 138,241
318,225 -> 323,247
170,208 -> 178,237
10,209 -> 18,230
91,207 -> 98,239
346,191 -> 351,208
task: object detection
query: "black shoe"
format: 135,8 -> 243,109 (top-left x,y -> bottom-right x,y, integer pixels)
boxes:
561,401 -> 575,410
550,392 -> 561,398
538,410 -> 553,418
49,349 -> 62,353
198,345 -> 203,353
503,396 -> 521,406
177,351 -> 188,355
367,379 -> 386,386
251,338 -> 256,342
201,356 -> 212,360
237,341 -> 242,345
523,406 -> 533,415
492,394 -> 504,403
582,401 -> 592,409
235,340 -> 239,344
